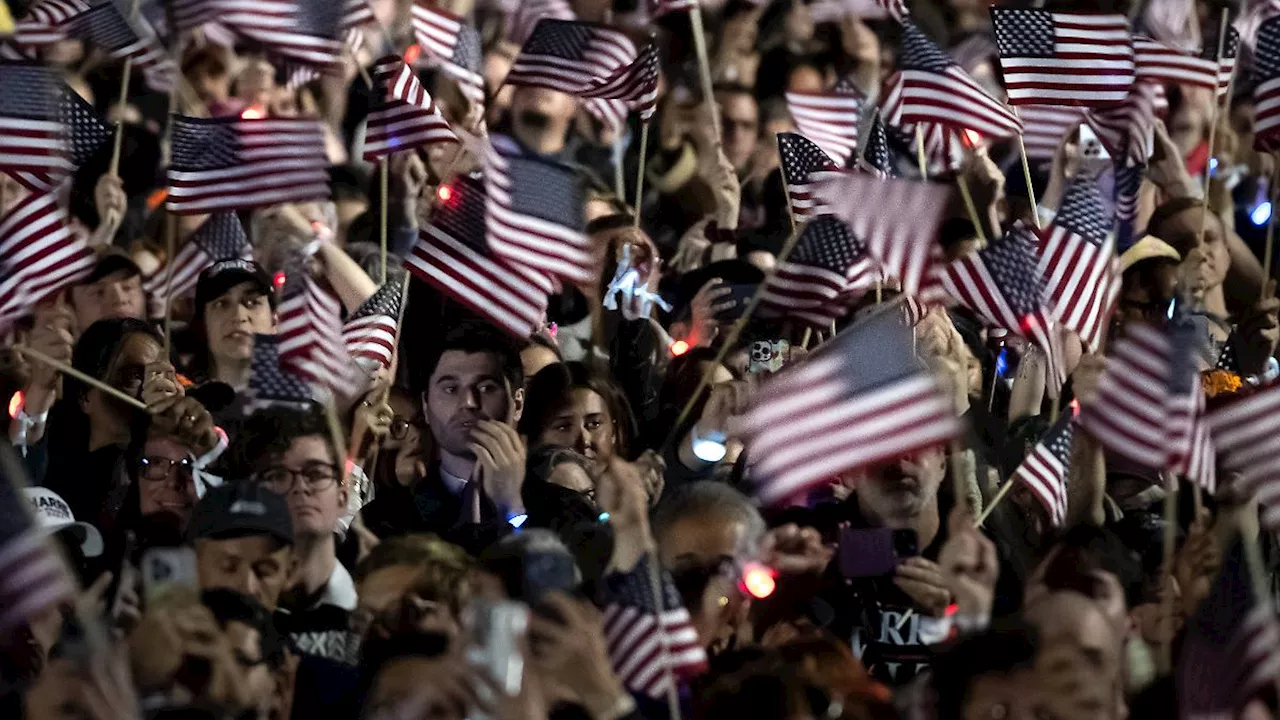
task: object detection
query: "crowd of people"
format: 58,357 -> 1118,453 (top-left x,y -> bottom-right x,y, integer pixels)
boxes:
3,0 -> 1280,717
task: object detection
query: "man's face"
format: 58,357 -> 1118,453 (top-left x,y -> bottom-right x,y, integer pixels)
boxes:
716,92 -> 759,173
852,447 -> 946,528
223,619 -> 275,716
72,270 -> 145,328
355,564 -> 461,641
657,513 -> 749,647
510,87 -> 576,142
195,535 -> 296,611
204,281 -> 276,364
423,350 -> 522,458
272,435 -> 347,539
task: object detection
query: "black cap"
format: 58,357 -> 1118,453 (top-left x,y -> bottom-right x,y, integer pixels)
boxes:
84,247 -> 142,284
188,482 -> 294,546
193,259 -> 277,317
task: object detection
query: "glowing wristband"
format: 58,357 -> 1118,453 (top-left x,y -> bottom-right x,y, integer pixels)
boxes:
690,426 -> 727,463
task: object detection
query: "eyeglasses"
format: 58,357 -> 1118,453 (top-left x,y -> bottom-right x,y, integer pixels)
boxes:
389,415 -> 421,440
255,462 -> 339,493
138,456 -> 194,483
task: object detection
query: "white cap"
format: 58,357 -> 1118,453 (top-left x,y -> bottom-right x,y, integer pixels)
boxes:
24,487 -> 104,558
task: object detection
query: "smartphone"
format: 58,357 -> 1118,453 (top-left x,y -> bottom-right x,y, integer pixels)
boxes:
837,528 -> 918,579
749,339 -> 790,374
140,547 -> 198,606
719,283 -> 758,321
464,600 -> 529,702
1075,124 -> 1110,177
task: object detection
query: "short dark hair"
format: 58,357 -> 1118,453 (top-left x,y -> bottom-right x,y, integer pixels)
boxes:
931,623 -> 1041,720
421,323 -> 524,397
200,588 -> 286,669
227,405 -> 333,478
1040,524 -> 1144,608
518,361 -> 638,458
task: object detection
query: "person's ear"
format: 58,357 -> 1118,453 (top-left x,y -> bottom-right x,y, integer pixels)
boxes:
336,482 -> 349,513
510,387 -> 524,424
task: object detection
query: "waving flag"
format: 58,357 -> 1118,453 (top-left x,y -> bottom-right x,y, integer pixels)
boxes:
1112,163 -> 1145,248
935,224 -> 1066,389
1019,105 -> 1085,161
1077,319 -> 1216,491
507,0 -> 573,46
1037,179 -> 1120,352
1207,383 -> 1280,529
276,256 -> 359,398
407,173 -> 548,338
881,21 -> 1022,139
861,112 -> 897,177
409,4 -> 485,105
1253,16 -> 1280,151
786,78 -> 863,165
1011,414 -> 1075,527
1134,30 -> 1237,96
342,279 -> 403,370
0,445 -> 75,634
363,56 -> 457,161
743,305 -> 961,504
143,213 -> 250,302
170,0 -> 342,68
814,173 -> 949,296
778,133 -> 840,223
0,63 -> 71,191
583,41 -> 660,123
166,115 -> 330,214
12,0 -> 89,45
0,192 -> 94,330
759,216 -> 877,328
603,554 -> 707,698
505,19 -> 637,97
10,84 -> 111,192
484,135 -> 591,287
1085,82 -> 1164,165
992,9 -> 1135,107
249,333 -> 316,403
64,2 -> 176,92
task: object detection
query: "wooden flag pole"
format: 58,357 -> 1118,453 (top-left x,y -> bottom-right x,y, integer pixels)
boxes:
1264,163 -> 1279,289
379,160 -> 389,284
633,121 -> 650,227
1017,137 -> 1041,230
688,6 -> 721,145
1197,9 -> 1234,253
108,58 -> 134,178
1157,475 -> 1179,675
16,346 -> 148,411
915,126 -> 928,179
956,174 -> 987,245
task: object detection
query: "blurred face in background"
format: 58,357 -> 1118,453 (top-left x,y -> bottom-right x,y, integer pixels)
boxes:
72,270 -> 146,328
510,86 -> 578,151
137,434 -> 199,529
536,388 -> 616,467
236,56 -> 275,109
716,90 -> 760,173
852,447 -> 947,528
196,535 -> 295,610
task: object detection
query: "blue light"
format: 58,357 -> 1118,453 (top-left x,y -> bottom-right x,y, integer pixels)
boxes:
994,347 -> 1008,378
1253,202 -> 1273,226
1209,158 -> 1219,175
597,512 -> 611,523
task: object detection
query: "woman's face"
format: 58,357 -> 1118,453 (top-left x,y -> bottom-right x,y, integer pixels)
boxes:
205,282 -> 275,366
537,388 -> 616,464
137,435 -> 198,525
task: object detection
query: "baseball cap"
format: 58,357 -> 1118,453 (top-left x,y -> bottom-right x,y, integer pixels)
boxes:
1120,235 -> 1182,273
193,259 -> 277,318
24,487 -> 104,558
188,482 -> 294,547
84,246 -> 143,284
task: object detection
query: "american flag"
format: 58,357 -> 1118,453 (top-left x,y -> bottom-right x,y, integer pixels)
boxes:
1134,30 -> 1237,97
342,279 -> 402,371
808,0 -> 906,23
484,135 -> 591,287
507,0 -> 573,46
249,333 -> 316,403
64,2 -> 176,92
276,256 -> 359,398
786,78 -> 863,165
1207,382 -> 1280,530
1037,178 -> 1121,353
363,56 -> 457,161
410,3 -> 486,105
1178,544 -> 1280,717
0,192 -> 95,331
11,85 -> 111,192
602,554 -> 707,698
646,0 -> 696,18
1019,105 -> 1085,161
1142,0 -> 1199,54
1252,16 -> 1280,152
1011,413 -> 1075,527
778,132 -> 839,223
142,213 -> 250,302
338,0 -> 376,56
504,19 -> 638,98
861,112 -> 897,177
1077,320 -> 1216,491
934,224 -> 1066,389
880,21 -> 1022,139
743,304 -> 961,504
0,63 -> 71,192
758,216 -> 877,328
166,115 -> 330,215
583,41 -> 661,123
0,445 -> 75,634
992,9 -> 1136,107
407,174 -> 548,338
170,0 -> 342,68
813,172 -> 949,297
12,0 -> 90,45
1112,163 -> 1145,248
1085,82 -> 1164,166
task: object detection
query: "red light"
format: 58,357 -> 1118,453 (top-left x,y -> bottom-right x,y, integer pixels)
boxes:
962,129 -> 981,147
669,339 -> 690,356
945,603 -> 959,617
437,184 -> 453,202
273,271 -> 286,288
8,391 -> 23,419
403,44 -> 421,66
740,563 -> 776,599
240,105 -> 266,120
